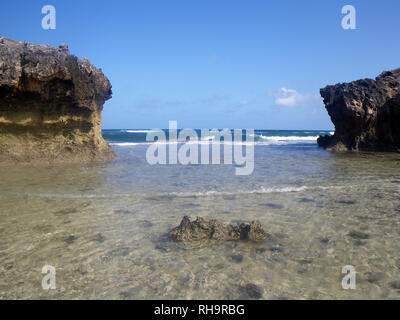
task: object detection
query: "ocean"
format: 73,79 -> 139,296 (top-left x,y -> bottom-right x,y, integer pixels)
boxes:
1,129 -> 400,299
103,129 -> 333,146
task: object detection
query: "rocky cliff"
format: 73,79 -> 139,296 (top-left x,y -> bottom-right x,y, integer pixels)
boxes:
318,68 -> 400,152
0,37 -> 115,163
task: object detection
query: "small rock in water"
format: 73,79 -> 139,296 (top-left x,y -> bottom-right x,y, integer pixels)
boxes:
239,283 -> 264,299
169,216 -> 269,242
390,280 -> 400,289
64,235 -> 77,244
269,247 -> 284,253
319,237 -> 330,244
155,245 -> 168,253
297,258 -> 313,265
348,231 -> 370,240
299,198 -> 314,203
336,200 -> 356,205
230,254 -> 243,263
354,240 -> 367,246
258,203 -> 284,209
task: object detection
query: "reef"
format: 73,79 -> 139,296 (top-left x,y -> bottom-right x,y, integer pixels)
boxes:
169,216 -> 269,242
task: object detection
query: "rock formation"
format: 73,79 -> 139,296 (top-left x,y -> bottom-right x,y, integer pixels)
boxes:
318,68 -> 400,152
169,216 -> 269,242
0,37 -> 115,163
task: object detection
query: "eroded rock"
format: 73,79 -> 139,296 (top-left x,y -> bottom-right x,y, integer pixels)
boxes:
0,37 -> 115,163
169,216 -> 269,242
318,68 -> 400,152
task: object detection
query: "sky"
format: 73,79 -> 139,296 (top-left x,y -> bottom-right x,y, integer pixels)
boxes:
1,0 -> 399,130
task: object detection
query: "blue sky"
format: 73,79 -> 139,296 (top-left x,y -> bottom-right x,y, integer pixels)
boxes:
1,0 -> 399,129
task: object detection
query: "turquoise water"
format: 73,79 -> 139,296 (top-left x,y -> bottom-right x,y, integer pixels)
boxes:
102,129 -> 333,145
1,129 -> 400,299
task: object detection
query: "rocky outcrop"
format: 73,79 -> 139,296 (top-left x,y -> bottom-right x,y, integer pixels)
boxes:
0,37 -> 115,163
318,68 -> 400,152
169,216 -> 269,242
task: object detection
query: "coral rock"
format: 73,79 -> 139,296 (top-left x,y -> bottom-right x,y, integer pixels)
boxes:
0,37 -> 115,163
169,216 -> 269,242
318,68 -> 400,152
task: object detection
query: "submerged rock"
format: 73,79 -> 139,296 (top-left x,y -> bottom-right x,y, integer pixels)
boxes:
230,254 -> 244,263
0,37 -> 115,163
238,283 -> 264,299
169,216 -> 269,242
318,68 -> 400,152
348,230 -> 370,240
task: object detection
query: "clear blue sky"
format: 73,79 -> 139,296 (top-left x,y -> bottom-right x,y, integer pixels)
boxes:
1,0 -> 399,129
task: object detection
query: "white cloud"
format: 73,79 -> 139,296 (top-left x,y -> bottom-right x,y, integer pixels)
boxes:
272,88 -> 321,107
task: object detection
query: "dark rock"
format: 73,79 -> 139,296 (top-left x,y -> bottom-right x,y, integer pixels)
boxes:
348,231 -> 369,240
318,68 -> 400,152
297,258 -> 313,265
319,237 -> 330,244
353,240 -> 367,246
269,247 -> 284,253
317,135 -> 332,149
258,203 -> 284,209
0,37 -> 115,164
238,283 -> 264,299
155,244 -> 168,253
336,200 -> 356,205
64,235 -> 77,244
230,254 -> 243,263
299,198 -> 314,203
169,216 -> 270,242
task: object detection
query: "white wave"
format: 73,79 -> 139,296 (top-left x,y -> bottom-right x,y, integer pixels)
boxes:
110,142 -> 150,146
110,140 -> 316,147
122,130 -> 152,133
260,135 -> 318,141
0,186 -> 308,199
169,186 -> 308,197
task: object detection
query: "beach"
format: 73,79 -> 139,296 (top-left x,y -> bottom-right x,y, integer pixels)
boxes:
1,130 -> 400,299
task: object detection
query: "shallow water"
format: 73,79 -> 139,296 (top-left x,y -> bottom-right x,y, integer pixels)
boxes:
1,142 -> 400,299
